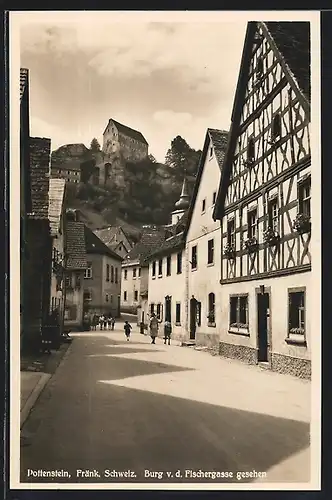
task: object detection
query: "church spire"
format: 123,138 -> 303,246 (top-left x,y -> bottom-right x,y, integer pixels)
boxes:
175,174 -> 190,210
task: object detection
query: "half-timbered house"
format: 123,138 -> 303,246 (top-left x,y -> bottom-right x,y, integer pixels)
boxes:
213,21 -> 311,378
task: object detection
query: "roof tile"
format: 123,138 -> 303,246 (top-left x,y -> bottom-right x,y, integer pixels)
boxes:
85,225 -> 123,261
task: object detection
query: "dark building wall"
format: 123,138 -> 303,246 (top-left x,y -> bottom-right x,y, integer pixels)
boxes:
22,219 -> 52,351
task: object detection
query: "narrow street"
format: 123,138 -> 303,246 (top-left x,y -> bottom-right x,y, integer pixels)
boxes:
20,320 -> 311,485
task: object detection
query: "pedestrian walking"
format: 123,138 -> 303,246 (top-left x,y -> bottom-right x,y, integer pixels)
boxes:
110,316 -> 115,331
92,314 -> 98,331
149,313 -> 160,344
99,314 -> 105,330
164,320 -> 172,345
103,314 -> 108,330
124,320 -> 132,341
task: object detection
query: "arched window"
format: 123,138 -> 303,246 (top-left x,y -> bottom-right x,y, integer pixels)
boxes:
208,293 -> 215,325
271,113 -> 281,140
247,139 -> 255,162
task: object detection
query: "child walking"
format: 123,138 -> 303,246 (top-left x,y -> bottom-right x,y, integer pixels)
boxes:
124,320 -> 132,341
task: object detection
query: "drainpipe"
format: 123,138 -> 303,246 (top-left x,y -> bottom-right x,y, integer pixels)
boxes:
184,243 -> 189,341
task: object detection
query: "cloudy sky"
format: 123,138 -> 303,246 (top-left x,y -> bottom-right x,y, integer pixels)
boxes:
17,13 -> 250,162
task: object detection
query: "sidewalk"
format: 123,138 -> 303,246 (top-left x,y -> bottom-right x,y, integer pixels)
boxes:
20,342 -> 71,430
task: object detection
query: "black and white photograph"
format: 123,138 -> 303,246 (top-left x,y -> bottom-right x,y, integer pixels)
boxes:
9,10 -> 321,490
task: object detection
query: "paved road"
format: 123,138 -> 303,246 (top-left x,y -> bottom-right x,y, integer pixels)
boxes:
20,323 -> 311,485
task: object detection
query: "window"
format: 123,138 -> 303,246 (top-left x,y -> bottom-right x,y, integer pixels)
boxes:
152,261 -> 156,278
106,264 -> 110,282
133,268 -> 137,279
111,265 -> 114,283
212,191 -> 217,205
177,252 -> 182,274
106,293 -> 109,302
207,239 -> 214,265
256,57 -> 263,77
110,295 -> 113,303
75,272 -> 81,289
65,274 -> 72,289
271,113 -> 281,139
209,146 -> 213,158
64,305 -> 77,320
268,199 -> 279,232
138,268 -> 141,277
83,290 -> 92,301
124,269 -> 127,280
150,303 -> 155,315
134,290 -> 138,301
227,219 -> 235,247
202,198 -> 206,213
247,139 -> 255,162
84,262 -> 92,279
299,178 -> 311,218
288,290 -> 305,333
166,256 -> 171,276
123,291 -> 127,301
230,295 -> 248,328
191,245 -> 197,270
208,293 -> 215,325
156,303 -> 164,320
158,259 -> 163,276
176,303 -> 181,324
248,209 -> 257,239
115,267 -> 118,284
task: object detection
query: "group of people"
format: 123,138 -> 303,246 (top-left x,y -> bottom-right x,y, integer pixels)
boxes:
123,314 -> 172,344
89,313 -> 116,331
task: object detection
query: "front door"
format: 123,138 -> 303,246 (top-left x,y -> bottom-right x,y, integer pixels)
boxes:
257,293 -> 270,362
190,298 -> 197,340
165,296 -> 171,322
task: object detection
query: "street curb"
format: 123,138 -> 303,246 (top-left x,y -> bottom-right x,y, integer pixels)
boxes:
20,343 -> 73,429
20,373 -> 51,429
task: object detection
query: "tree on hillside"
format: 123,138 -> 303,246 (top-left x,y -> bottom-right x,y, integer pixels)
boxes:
165,135 -> 202,178
90,138 -> 101,152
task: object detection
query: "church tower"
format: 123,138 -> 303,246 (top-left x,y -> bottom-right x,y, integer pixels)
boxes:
170,175 -> 190,225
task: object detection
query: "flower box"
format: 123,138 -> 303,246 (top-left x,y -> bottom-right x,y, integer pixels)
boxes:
229,322 -> 249,335
244,237 -> 258,253
224,243 -> 235,259
243,158 -> 255,169
263,227 -> 280,246
293,213 -> 311,234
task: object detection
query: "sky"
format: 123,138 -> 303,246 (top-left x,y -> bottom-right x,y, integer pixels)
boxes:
19,14 -> 248,162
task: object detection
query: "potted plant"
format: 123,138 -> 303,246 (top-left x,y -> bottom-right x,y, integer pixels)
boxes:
263,226 -> 280,246
244,236 -> 258,253
243,158 -> 255,169
224,243 -> 235,259
293,213 -> 311,234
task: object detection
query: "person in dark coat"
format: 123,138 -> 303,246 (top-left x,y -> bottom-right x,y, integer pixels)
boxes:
124,321 -> 132,341
164,320 -> 172,345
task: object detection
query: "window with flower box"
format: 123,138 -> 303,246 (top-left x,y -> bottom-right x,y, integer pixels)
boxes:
286,289 -> 306,346
299,177 -> 311,218
268,199 -> 279,233
227,219 -> 235,247
229,295 -> 249,333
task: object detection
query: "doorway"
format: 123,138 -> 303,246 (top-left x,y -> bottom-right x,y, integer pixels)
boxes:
257,292 -> 270,362
189,297 -> 197,340
165,296 -> 171,322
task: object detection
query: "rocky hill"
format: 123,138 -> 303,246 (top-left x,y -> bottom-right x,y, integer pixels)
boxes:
54,143 -> 198,233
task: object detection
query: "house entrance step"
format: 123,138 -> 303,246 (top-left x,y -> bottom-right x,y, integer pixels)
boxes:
181,340 -> 196,347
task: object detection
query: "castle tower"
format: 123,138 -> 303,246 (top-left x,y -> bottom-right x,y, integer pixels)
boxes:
170,175 -> 190,225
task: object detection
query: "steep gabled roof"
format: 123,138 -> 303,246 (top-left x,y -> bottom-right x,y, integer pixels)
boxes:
213,21 -> 310,221
20,68 -> 28,101
146,232 -> 185,261
182,128 -> 228,240
123,228 -> 166,265
48,178 -> 66,236
103,118 -> 148,145
65,221 -> 87,270
28,137 -> 51,219
84,225 -> 123,261
94,226 -> 132,248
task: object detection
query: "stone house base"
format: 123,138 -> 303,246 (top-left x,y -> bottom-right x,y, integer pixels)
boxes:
219,341 -> 311,380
